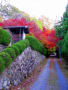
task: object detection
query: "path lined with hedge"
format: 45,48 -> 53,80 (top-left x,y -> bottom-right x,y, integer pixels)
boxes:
0,29 -> 68,90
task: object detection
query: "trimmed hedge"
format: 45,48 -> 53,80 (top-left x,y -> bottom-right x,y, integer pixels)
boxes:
11,39 -> 30,54
0,36 -> 47,73
0,57 -> 5,73
9,46 -> 20,57
0,52 -> 12,68
0,28 -> 11,46
0,39 -> 30,73
26,36 -> 47,56
3,48 -> 16,60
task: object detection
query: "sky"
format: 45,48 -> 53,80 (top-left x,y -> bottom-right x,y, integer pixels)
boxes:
10,0 -> 68,21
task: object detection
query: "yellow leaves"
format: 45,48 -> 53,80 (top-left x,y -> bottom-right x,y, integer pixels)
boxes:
26,33 -> 34,37
49,47 -> 56,52
31,17 -> 43,31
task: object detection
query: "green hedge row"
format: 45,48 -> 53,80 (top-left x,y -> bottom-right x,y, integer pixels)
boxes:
0,39 -> 29,73
0,28 -> 11,46
26,36 -> 47,56
0,36 -> 47,73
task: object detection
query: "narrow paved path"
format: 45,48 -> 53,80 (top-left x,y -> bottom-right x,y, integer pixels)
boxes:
30,59 -> 50,90
30,58 -> 68,90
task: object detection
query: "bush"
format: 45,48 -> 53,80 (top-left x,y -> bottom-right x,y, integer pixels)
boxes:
41,46 -> 47,56
0,37 -> 47,73
0,28 -> 11,46
0,52 -> 12,67
3,48 -> 16,60
0,56 -> 5,73
9,46 -> 20,57
0,39 -> 30,73
13,44 -> 23,54
26,36 -> 47,56
12,39 -> 30,54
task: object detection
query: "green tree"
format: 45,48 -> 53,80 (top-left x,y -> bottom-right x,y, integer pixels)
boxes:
55,4 -> 68,39
55,4 -> 68,61
61,31 -> 68,63
61,4 -> 68,36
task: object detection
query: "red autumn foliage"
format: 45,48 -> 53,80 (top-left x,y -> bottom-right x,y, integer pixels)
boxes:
41,27 -> 58,48
1,18 -> 27,27
0,18 -> 58,49
27,21 -> 42,40
0,22 -> 3,27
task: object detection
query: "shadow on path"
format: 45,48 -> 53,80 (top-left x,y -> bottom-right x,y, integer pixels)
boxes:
54,59 -> 68,90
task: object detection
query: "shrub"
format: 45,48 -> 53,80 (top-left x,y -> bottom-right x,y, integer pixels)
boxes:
0,28 -> 11,46
0,52 -> 12,67
14,44 -> 22,54
3,48 -> 16,60
13,39 -> 30,54
0,56 -> 5,73
9,46 -> 20,56
41,46 -> 47,56
26,36 -> 47,56
0,39 -> 30,73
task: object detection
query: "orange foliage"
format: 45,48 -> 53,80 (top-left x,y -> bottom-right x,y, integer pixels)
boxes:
40,28 -> 58,49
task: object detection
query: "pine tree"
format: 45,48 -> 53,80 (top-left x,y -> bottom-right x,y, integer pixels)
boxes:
61,4 -> 68,37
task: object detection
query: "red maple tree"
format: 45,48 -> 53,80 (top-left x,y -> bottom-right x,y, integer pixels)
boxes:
0,18 -> 58,49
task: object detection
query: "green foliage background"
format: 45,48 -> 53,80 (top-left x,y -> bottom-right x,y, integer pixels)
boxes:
55,4 -> 68,63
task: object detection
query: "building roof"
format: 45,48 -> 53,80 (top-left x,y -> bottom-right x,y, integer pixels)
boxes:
3,26 -> 28,29
3,26 -> 29,34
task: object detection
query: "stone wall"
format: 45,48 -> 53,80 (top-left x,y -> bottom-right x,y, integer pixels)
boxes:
0,47 -> 45,90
